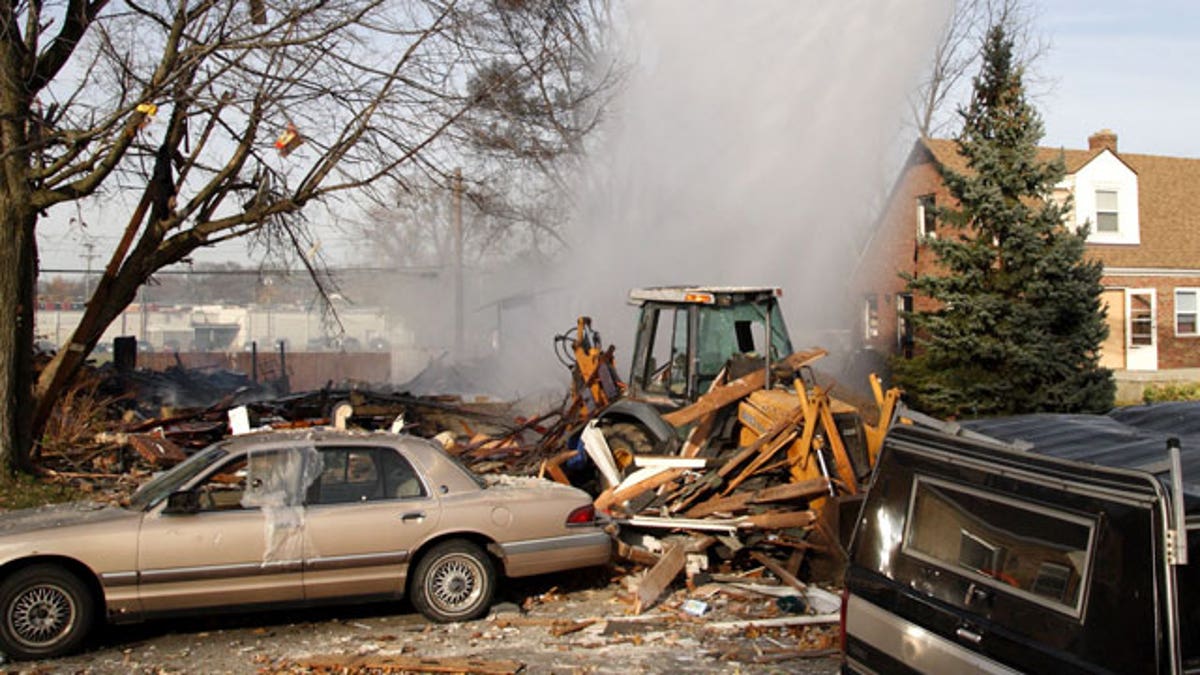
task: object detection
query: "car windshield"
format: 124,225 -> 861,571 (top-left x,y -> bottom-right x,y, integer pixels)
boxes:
128,445 -> 229,510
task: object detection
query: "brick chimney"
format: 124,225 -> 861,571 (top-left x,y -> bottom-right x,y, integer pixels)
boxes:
1088,129 -> 1118,154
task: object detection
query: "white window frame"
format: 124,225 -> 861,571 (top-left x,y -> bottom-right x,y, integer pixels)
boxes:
1073,152 -> 1140,245
863,294 -> 879,341
916,195 -> 936,240
1176,288 -> 1199,337
1094,189 -> 1119,233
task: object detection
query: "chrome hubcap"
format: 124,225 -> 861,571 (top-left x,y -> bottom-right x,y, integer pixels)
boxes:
9,584 -> 75,647
427,555 -> 483,614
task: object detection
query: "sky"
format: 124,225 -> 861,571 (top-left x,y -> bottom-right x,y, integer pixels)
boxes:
1037,2 -> 1200,157
35,1 -> 1200,271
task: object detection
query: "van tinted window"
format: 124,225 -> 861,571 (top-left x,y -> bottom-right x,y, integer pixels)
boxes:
1181,528 -> 1200,671
903,476 -> 1095,616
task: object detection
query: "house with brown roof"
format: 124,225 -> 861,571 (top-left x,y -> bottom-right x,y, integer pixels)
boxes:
854,130 -> 1200,394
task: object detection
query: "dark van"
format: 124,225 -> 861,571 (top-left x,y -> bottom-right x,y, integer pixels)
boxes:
842,404 -> 1199,674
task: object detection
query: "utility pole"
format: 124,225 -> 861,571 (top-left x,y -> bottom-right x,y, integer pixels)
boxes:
452,168 -> 464,360
81,242 -> 96,301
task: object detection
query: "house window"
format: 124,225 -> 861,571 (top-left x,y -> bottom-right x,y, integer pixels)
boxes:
1095,189 -> 1119,233
1131,293 -> 1154,346
897,293 -> 914,358
1177,289 -> 1198,336
917,195 -> 936,239
863,294 -> 879,340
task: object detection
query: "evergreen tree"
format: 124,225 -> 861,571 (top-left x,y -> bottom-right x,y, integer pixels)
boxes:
893,26 -> 1114,417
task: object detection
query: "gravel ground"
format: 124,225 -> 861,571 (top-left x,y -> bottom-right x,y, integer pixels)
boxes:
14,571 -> 842,674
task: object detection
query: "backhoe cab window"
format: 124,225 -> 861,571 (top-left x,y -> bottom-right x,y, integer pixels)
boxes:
903,476 -> 1095,616
643,307 -> 689,397
696,302 -> 792,391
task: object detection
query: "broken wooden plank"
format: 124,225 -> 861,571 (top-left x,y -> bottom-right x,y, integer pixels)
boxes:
634,542 -> 687,613
680,410 -> 719,458
550,618 -> 600,636
716,405 -> 806,479
632,456 -> 710,469
619,515 -> 742,534
679,369 -> 727,458
615,540 -> 662,566
739,510 -> 818,531
704,614 -> 839,631
126,432 -> 188,466
661,349 -> 827,428
539,449 -> 576,486
595,467 -> 685,513
684,477 -> 830,518
749,551 -> 807,592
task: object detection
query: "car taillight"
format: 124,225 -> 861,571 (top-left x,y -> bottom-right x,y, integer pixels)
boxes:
566,504 -> 595,525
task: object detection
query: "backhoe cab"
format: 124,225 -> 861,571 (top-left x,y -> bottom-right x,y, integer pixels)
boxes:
626,286 -> 792,407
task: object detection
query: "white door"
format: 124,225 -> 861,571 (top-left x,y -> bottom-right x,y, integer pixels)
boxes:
1125,289 -> 1157,371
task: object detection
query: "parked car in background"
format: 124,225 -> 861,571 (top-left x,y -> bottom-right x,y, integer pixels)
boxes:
842,405 -> 1199,674
0,430 -> 611,659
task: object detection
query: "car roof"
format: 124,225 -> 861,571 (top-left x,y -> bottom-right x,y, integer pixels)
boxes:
211,428 -> 483,494
215,427 -> 415,452
961,404 -> 1200,514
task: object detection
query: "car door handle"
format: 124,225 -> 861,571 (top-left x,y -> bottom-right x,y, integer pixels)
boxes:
955,626 -> 983,645
400,511 -> 426,522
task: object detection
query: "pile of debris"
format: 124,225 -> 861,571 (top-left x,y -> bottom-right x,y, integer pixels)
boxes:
39,341 -> 888,646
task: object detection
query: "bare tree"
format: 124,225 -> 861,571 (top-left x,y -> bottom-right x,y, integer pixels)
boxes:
910,0 -> 1048,138
358,0 -> 618,270
0,0 -> 616,474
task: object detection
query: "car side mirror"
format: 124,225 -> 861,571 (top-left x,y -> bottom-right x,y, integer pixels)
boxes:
163,490 -> 200,514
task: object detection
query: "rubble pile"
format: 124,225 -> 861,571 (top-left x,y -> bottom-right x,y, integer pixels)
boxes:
36,350 -> 857,663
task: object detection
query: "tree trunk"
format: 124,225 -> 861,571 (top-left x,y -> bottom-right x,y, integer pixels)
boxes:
0,66 -> 38,476
31,180 -> 162,445
0,187 -> 38,478
31,266 -> 145,443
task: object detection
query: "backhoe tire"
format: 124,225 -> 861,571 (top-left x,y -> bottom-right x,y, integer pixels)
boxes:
410,540 -> 495,623
602,422 -> 655,473
0,564 -> 94,660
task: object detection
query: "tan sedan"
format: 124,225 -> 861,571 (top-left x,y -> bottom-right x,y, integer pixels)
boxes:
0,429 -> 611,659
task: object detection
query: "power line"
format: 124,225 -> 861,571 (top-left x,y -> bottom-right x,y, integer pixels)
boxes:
40,266 -> 445,276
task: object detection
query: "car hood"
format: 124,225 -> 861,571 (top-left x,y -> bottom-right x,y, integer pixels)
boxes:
0,501 -> 132,536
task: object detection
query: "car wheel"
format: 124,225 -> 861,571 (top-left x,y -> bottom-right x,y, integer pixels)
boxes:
410,540 -> 495,623
0,564 -> 94,660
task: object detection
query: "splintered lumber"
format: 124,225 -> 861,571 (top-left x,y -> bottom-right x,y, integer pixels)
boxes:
681,369 -> 727,457
680,413 -> 718,458
594,467 -> 685,512
126,433 -> 188,466
298,655 -> 523,674
661,348 -> 827,428
704,614 -> 839,631
717,405 -> 806,479
739,510 -> 817,531
620,515 -> 742,534
684,477 -> 830,518
550,618 -> 600,636
634,542 -> 687,613
539,449 -> 576,486
750,551 -> 807,592
616,540 -> 662,566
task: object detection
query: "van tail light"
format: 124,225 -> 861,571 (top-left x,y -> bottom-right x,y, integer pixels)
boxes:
839,586 -> 850,654
566,504 -> 596,526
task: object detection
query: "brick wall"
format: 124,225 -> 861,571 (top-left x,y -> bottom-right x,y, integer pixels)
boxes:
137,351 -> 392,392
